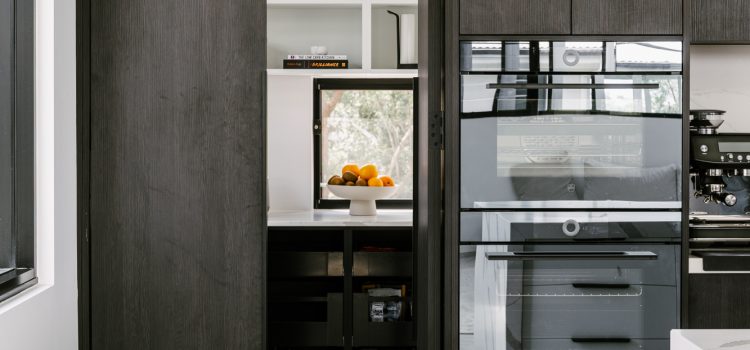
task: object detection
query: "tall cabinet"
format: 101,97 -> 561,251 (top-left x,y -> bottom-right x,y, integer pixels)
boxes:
78,0 -> 267,348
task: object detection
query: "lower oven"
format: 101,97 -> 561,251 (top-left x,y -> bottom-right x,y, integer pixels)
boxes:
459,243 -> 680,350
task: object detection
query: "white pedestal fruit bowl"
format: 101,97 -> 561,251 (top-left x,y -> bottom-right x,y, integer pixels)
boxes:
326,185 -> 398,216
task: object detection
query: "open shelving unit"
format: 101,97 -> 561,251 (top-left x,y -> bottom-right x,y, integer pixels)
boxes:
267,0 -> 418,76
267,226 -> 416,349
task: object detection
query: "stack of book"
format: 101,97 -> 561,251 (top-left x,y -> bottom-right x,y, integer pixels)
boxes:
283,54 -> 349,69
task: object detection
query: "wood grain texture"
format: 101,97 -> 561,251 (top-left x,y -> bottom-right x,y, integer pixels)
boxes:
572,0 -> 683,35
89,0 -> 266,349
459,0 -> 571,35
691,0 -> 750,43
689,274 -> 750,328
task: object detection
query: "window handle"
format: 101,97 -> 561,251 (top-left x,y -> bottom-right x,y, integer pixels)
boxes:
313,119 -> 322,135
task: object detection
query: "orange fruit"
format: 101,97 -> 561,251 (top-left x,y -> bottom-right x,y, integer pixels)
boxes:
359,164 -> 379,180
380,176 -> 395,187
368,177 -> 384,187
342,164 -> 360,177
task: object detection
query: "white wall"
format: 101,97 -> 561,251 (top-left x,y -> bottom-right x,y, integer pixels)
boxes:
691,45 -> 750,132
267,7 -> 363,69
0,0 -> 78,348
267,75 -> 315,211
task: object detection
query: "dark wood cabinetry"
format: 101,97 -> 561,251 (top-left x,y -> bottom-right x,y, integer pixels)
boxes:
460,0 -> 683,35
691,0 -> 750,43
459,0 -> 570,35
572,0 -> 683,35
689,274 -> 750,328
268,226 -> 416,349
81,0 -> 266,348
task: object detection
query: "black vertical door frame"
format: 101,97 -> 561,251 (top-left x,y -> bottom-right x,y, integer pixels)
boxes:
76,0 -> 91,347
681,0 -> 692,328
417,0 -> 445,346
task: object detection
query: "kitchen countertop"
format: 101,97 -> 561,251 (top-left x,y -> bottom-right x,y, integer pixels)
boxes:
267,209 -> 413,227
672,330 -> 750,349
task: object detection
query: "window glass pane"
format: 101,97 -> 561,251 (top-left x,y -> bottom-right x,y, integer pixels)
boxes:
320,88 -> 413,200
0,0 -> 13,270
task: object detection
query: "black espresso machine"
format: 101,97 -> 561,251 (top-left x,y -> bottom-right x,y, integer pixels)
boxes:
689,109 -> 750,272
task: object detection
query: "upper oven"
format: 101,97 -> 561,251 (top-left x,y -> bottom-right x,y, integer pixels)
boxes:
460,41 -> 684,210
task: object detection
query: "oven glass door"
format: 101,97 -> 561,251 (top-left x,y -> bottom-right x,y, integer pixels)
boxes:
459,244 -> 679,350
460,74 -> 682,209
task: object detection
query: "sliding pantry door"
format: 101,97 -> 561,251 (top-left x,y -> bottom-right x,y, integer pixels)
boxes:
87,0 -> 266,348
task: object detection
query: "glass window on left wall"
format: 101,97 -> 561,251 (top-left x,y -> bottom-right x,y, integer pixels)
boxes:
0,0 -> 36,303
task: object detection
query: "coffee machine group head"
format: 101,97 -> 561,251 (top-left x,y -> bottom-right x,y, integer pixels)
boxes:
690,110 -> 750,207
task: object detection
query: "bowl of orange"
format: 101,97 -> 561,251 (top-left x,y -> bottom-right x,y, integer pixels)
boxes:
325,163 -> 397,216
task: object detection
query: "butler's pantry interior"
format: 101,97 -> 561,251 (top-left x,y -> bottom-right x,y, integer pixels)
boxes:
4,0 -> 750,349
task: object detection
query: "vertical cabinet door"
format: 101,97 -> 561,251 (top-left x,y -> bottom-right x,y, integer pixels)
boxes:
692,0 -> 750,43
689,274 -> 750,328
460,0 -> 570,35
89,0 -> 266,348
572,0 -> 683,35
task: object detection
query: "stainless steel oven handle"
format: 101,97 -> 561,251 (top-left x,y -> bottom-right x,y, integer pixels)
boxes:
486,83 -> 660,90
485,251 -> 657,260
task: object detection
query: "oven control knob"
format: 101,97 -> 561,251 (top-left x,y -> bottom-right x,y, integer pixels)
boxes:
562,219 -> 581,237
729,153 -> 734,160
700,144 -> 709,153
740,155 -> 744,161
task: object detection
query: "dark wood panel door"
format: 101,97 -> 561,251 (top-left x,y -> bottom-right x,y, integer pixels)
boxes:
572,0 -> 683,35
88,0 -> 266,349
689,274 -> 750,328
459,0 -> 571,35
692,0 -> 750,43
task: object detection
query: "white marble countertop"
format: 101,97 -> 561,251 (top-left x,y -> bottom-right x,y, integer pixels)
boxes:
267,209 -> 413,227
672,330 -> 750,349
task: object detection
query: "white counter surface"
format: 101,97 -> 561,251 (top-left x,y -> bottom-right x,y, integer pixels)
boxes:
672,330 -> 750,349
267,209 -> 413,227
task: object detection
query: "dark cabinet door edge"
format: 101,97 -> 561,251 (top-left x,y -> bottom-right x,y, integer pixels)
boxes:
76,0 -> 91,347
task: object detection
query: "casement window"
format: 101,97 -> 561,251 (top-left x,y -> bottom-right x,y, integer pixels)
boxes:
313,78 -> 415,209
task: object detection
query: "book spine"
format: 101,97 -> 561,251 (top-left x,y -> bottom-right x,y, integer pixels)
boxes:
283,60 -> 349,69
282,59 -> 306,69
287,54 -> 348,60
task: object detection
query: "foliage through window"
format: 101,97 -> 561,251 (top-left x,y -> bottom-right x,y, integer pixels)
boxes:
314,79 -> 415,208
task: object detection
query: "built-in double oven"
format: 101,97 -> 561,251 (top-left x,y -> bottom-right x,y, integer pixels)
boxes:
458,41 -> 684,349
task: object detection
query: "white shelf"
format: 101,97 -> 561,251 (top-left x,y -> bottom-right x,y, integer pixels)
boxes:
371,0 -> 417,5
267,68 -> 417,77
267,0 -> 362,7
267,0 -> 417,70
